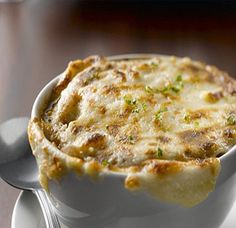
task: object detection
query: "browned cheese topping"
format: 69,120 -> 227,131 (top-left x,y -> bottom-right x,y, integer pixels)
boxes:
28,55 -> 236,207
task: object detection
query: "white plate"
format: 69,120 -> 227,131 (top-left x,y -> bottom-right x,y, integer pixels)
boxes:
11,191 -> 236,228
11,191 -> 46,228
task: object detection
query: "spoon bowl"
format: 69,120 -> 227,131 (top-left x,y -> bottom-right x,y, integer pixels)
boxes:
0,117 -> 40,190
0,117 -> 60,228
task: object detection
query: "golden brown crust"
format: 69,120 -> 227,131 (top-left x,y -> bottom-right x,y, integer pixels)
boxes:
28,55 -> 236,207
44,56 -> 235,164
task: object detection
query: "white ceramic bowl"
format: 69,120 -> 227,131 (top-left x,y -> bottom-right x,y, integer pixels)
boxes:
31,54 -> 236,228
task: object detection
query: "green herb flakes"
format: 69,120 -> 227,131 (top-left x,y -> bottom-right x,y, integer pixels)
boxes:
176,75 -> 183,82
150,62 -> 158,69
124,96 -> 137,105
170,75 -> 183,93
194,121 -> 200,128
102,160 -> 109,166
128,135 -> 135,144
156,147 -> 163,158
132,108 -> 140,113
141,102 -> 147,111
227,114 -> 236,125
145,86 -> 154,94
145,75 -> 184,96
124,96 -> 147,114
155,107 -> 168,121
183,114 -> 191,123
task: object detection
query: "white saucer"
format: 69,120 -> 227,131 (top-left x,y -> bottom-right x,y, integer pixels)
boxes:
11,191 -> 46,228
11,191 -> 236,228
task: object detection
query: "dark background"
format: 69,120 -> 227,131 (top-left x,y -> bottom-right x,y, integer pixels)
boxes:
1,0 -> 236,227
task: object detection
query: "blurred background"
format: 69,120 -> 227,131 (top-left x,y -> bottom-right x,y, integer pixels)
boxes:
0,0 -> 236,227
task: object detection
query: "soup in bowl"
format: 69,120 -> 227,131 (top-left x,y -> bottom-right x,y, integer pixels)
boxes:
28,54 -> 236,228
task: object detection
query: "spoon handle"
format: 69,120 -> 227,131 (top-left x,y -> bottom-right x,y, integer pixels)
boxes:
34,189 -> 61,228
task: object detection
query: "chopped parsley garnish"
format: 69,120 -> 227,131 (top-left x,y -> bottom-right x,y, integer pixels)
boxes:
169,75 -> 184,93
102,160 -> 109,166
124,96 -> 137,105
123,96 -> 147,114
176,75 -> 183,82
141,102 -> 147,111
227,114 -> 236,125
183,110 -> 193,124
155,106 -> 168,121
194,121 -> 200,128
183,114 -> 191,123
145,86 -> 154,94
128,135 -> 134,140
156,147 -> 163,158
132,107 -> 140,113
128,135 -> 135,144
150,62 -> 158,69
145,75 -> 184,95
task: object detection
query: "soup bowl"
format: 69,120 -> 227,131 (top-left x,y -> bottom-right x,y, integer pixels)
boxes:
30,54 -> 236,228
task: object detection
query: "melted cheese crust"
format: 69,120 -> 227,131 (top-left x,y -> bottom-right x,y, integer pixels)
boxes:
28,55 -> 236,207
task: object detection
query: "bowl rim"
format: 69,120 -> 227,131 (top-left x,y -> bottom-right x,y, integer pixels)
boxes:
31,53 -> 236,176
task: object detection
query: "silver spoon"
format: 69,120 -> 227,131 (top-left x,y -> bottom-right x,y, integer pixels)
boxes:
0,117 -> 61,228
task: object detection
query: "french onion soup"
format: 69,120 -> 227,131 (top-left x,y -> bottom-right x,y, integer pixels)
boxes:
28,55 -> 236,207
